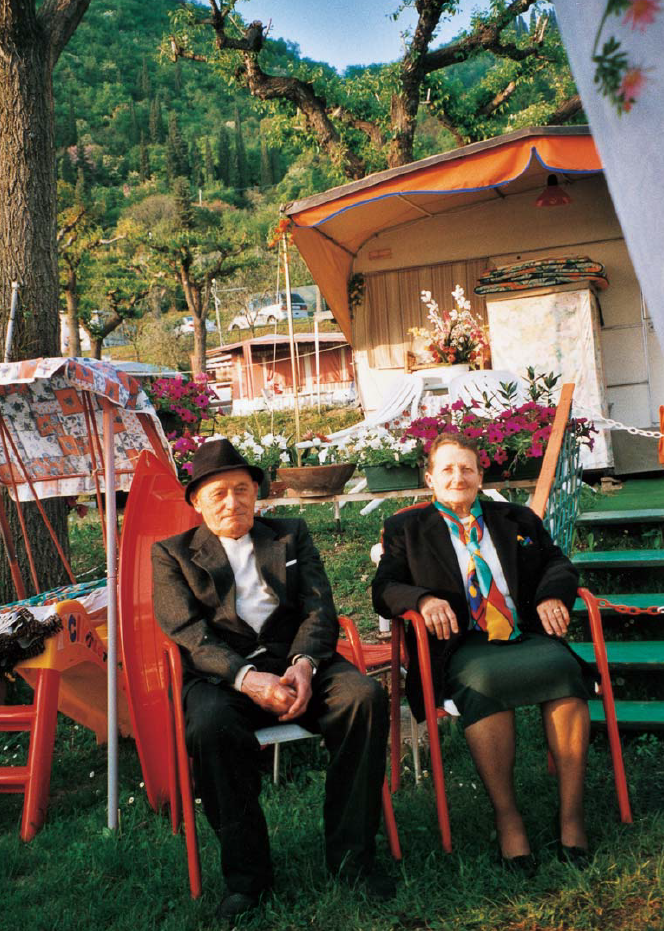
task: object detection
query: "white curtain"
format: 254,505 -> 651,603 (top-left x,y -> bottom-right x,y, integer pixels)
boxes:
554,0 -> 664,353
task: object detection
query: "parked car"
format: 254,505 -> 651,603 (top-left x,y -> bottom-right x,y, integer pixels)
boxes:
177,315 -> 217,334
227,292 -> 310,331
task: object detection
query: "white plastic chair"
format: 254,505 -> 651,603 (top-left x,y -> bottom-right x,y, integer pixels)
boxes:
447,369 -> 526,414
296,373 -> 424,450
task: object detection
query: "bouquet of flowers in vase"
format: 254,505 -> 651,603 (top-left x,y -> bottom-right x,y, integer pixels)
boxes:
408,285 -> 487,366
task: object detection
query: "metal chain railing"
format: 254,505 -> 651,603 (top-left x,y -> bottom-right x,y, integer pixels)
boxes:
572,405 -> 664,439
595,597 -> 664,615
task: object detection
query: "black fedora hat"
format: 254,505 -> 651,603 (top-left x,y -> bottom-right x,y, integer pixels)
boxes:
184,438 -> 264,504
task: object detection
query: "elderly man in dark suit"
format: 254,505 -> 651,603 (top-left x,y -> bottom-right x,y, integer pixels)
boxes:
152,439 -> 392,921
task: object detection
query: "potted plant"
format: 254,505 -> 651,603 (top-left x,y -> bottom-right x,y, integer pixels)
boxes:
348,428 -> 424,492
276,432 -> 356,497
407,285 -> 488,382
146,374 -> 214,436
404,372 -> 596,481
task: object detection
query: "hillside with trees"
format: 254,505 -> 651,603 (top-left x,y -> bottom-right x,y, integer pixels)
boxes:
46,0 -> 582,372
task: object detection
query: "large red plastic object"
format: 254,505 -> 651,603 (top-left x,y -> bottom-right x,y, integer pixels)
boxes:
0,668 -> 59,841
118,451 -> 200,810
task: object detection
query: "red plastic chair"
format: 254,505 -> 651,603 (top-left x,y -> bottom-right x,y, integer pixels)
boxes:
119,451 -> 401,898
389,587 -> 634,852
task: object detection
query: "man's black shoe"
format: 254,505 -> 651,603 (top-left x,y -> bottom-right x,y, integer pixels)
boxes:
216,892 -> 260,922
334,865 -> 397,901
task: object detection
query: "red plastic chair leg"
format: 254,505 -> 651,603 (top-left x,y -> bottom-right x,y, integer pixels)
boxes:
390,619 -> 403,794
381,777 -> 402,860
404,611 -> 452,853
578,589 -> 632,824
165,645 -> 202,899
20,668 -> 60,842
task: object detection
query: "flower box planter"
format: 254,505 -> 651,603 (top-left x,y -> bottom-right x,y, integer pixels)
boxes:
482,456 -> 541,484
276,462 -> 356,497
363,464 -> 423,492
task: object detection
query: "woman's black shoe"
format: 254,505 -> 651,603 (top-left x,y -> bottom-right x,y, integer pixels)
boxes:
500,852 -> 538,878
558,843 -> 590,869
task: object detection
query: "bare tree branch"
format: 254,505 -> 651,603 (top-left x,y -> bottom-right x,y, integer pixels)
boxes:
546,94 -> 583,125
423,0 -> 540,73
481,79 -> 517,117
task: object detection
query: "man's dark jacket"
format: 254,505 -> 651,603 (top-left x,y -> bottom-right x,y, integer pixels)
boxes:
152,516 -> 339,695
372,499 -> 581,721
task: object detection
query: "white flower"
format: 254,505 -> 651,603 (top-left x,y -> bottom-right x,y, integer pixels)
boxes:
319,448 -> 329,464
279,451 -> 290,463
128,796 -> 135,804
261,433 -> 274,446
89,771 -> 95,778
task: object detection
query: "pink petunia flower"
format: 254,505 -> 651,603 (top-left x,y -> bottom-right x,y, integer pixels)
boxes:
623,0 -> 661,31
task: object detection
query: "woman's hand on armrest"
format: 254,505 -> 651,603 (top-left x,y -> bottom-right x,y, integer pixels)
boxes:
536,598 -> 570,637
417,595 -> 459,640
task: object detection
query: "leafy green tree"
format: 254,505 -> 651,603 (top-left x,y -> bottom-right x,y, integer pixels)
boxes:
173,176 -> 193,229
189,139 -> 203,189
60,149 -> 77,184
57,186 -> 125,356
204,137 -> 215,186
149,97 -> 164,143
78,244 -> 150,358
140,59 -> 152,99
233,104 -> 249,192
139,132 -> 151,181
128,98 -> 140,145
166,0 -> 581,179
216,123 -> 230,185
260,136 -> 273,190
131,194 -> 251,373
74,166 -> 89,206
166,110 -> 189,184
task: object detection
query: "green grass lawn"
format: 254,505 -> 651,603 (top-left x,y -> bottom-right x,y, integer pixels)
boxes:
2,448 -> 664,930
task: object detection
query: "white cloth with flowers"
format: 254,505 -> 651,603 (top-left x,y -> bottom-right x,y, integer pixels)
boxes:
554,1 -> 664,356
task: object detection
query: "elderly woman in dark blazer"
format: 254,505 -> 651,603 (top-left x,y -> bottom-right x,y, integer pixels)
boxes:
373,433 -> 593,873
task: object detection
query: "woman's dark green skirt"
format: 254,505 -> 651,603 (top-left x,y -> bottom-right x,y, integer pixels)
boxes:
447,630 -> 593,728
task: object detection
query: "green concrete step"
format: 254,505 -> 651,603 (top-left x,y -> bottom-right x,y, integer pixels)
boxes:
570,641 -> 664,669
573,593 -> 664,614
577,509 -> 664,525
589,699 -> 664,729
572,549 -> 664,569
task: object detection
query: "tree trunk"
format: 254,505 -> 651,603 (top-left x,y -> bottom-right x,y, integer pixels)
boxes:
64,267 -> 81,356
179,267 -> 206,375
0,492 -> 71,599
0,8 -> 60,360
0,1 -> 92,605
90,336 -> 103,359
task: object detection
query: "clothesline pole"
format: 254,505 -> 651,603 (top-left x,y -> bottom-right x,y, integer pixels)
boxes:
103,404 -> 119,831
282,233 -> 301,458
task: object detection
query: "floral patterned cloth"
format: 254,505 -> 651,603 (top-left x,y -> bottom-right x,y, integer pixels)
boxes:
0,357 -> 172,501
554,1 -> 664,357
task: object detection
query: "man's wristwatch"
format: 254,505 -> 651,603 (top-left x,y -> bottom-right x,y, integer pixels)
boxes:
292,653 -> 317,675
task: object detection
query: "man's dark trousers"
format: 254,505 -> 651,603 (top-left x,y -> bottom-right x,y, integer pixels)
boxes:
184,652 -> 389,895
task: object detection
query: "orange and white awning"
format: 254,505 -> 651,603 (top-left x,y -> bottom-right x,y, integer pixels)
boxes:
283,127 -> 603,340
